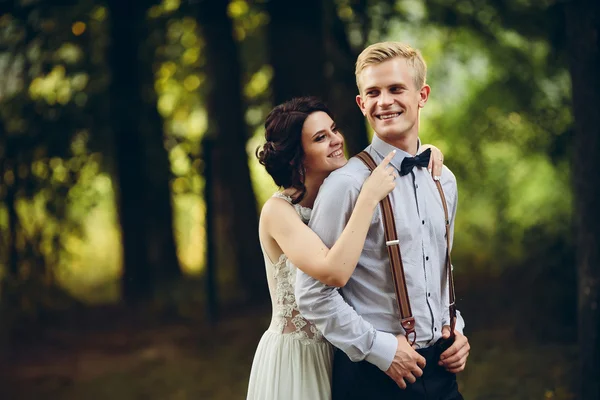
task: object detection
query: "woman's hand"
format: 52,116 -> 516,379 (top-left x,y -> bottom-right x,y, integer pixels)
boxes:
361,150 -> 397,207
419,144 -> 445,181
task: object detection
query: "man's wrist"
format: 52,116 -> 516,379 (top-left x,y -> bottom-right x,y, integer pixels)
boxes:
365,331 -> 397,372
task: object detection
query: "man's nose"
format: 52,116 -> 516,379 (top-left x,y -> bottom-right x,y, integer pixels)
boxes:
378,91 -> 393,107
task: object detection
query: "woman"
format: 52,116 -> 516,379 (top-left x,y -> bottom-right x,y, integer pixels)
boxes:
247,97 -> 445,400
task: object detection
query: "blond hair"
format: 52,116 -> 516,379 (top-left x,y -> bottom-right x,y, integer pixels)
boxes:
355,41 -> 427,92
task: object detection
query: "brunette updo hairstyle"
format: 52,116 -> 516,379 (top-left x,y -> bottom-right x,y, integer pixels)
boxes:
256,96 -> 333,204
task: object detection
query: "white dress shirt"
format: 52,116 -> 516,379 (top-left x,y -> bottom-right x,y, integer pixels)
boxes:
295,135 -> 465,372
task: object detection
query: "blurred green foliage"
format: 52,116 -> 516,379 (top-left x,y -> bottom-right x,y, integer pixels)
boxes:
0,0 -> 574,304
0,0 -> 585,398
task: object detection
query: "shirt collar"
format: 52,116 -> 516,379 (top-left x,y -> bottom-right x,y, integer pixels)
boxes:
371,134 -> 421,173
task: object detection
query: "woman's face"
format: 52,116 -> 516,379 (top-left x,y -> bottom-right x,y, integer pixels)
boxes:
301,111 -> 347,175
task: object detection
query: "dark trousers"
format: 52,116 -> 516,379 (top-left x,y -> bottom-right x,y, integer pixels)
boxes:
332,346 -> 463,400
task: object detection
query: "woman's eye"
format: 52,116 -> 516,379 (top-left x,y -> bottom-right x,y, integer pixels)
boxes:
315,135 -> 325,141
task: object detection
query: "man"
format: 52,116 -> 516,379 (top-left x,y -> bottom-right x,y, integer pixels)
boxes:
296,41 -> 470,399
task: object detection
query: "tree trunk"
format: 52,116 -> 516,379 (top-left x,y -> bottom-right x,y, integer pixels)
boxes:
4,166 -> 18,279
107,0 -> 181,304
267,0 -> 328,104
0,121 -> 14,363
565,1 -> 600,398
202,138 -> 218,323
324,0 -> 370,157
266,0 -> 369,155
196,0 -> 267,303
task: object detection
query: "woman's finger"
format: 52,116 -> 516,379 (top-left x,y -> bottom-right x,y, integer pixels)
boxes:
378,150 -> 396,169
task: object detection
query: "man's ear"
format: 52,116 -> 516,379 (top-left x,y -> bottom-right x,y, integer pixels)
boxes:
356,95 -> 367,116
418,84 -> 431,108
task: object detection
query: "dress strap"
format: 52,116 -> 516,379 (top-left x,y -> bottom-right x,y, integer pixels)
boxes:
271,192 -> 311,224
272,192 -> 293,204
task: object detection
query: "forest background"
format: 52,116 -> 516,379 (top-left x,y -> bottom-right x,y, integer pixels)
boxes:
0,0 -> 599,399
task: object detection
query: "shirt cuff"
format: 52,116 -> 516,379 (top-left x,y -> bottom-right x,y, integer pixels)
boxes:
365,331 -> 397,372
454,316 -> 465,334
443,310 -> 465,334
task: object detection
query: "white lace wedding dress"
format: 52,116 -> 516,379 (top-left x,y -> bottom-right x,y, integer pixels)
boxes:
246,193 -> 334,400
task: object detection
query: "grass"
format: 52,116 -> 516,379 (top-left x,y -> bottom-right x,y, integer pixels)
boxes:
2,301 -> 577,400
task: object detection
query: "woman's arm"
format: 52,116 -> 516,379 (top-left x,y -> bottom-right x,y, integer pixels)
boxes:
265,146 -> 446,287
263,151 -> 396,287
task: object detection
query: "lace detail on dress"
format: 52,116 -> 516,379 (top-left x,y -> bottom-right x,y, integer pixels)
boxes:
272,192 -> 312,224
269,192 -> 325,345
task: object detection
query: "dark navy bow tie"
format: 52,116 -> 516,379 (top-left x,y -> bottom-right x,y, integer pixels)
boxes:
400,148 -> 431,176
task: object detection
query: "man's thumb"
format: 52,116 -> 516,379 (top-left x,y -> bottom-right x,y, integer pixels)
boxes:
441,325 -> 451,339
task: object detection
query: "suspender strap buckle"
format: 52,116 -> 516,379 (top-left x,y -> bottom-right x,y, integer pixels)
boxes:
401,317 -> 415,331
402,317 -> 417,346
386,240 -> 400,247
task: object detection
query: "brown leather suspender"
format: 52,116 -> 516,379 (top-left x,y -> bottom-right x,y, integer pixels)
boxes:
355,151 -> 457,345
434,174 -> 458,337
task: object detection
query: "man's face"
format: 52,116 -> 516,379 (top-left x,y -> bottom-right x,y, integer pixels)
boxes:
356,57 -> 430,142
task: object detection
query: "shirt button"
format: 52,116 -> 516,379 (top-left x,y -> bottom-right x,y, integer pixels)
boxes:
422,220 -> 425,225
426,256 -> 429,261
434,327 -> 438,332
428,293 -> 431,297
415,184 -> 419,189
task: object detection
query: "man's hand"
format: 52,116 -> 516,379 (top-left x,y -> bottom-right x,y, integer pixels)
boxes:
385,335 -> 426,389
438,326 -> 470,373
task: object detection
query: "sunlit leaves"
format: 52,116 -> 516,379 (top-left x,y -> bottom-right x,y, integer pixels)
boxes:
91,6 -> 107,22
186,109 -> 207,139
71,21 -> 86,36
384,7 -> 572,271
228,0 -> 268,41
0,13 -> 25,47
0,56 -> 25,100
169,144 -> 191,176
247,128 -> 278,207
148,0 -> 181,19
157,19 -> 205,135
55,42 -> 83,64
0,0 -> 114,309
505,156 -> 571,234
228,0 -> 250,18
164,0 -> 181,13
28,65 -> 85,105
173,193 -> 205,275
158,92 -> 177,118
395,0 -> 426,21
153,12 -> 209,274
182,47 -> 200,65
244,65 -> 272,99
3,170 -> 15,186
182,74 -> 201,91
